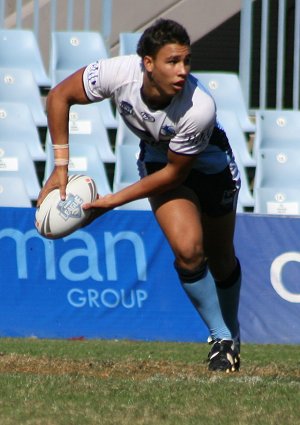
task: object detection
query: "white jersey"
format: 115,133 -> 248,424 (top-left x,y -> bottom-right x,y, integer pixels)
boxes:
83,55 -> 235,174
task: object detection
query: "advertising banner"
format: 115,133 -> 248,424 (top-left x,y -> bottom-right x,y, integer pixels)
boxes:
1,207 -> 300,344
0,208 -> 207,342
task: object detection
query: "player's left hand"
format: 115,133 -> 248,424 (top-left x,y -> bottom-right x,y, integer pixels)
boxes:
82,193 -> 115,211
82,194 -> 114,226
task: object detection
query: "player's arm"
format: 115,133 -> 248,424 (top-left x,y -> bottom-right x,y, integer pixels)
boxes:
83,149 -> 197,211
37,68 -> 90,206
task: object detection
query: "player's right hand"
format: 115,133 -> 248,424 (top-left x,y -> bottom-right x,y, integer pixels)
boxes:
37,166 -> 68,207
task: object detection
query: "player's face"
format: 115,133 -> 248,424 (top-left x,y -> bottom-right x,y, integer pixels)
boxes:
143,43 -> 191,102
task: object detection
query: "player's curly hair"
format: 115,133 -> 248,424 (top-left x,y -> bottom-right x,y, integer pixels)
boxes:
136,19 -> 190,58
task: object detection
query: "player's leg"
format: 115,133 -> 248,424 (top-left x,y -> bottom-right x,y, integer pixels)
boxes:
202,210 -> 241,338
201,210 -> 241,371
149,186 -> 233,342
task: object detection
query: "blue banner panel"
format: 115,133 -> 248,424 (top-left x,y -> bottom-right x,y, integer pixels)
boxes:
235,213 -> 300,344
0,208 -> 207,342
1,208 -> 300,344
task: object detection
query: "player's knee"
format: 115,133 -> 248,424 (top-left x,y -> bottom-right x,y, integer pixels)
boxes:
174,243 -> 205,270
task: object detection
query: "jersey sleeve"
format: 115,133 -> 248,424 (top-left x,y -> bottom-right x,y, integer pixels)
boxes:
82,55 -> 140,101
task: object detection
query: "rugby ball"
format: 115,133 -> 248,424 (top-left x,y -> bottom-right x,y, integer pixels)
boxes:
35,175 -> 97,239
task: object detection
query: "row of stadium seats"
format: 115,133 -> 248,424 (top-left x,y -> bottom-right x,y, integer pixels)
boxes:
252,110 -> 300,214
0,28 -> 256,130
0,139 -> 150,210
0,29 -> 117,129
2,107 -> 300,215
1,100 -> 300,213
0,29 -> 141,89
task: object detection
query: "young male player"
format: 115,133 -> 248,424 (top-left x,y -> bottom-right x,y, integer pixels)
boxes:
38,19 -> 242,372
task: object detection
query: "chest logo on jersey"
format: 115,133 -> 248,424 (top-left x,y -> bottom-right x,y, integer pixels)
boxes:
161,125 -> 176,137
120,101 -> 134,116
140,112 -> 155,122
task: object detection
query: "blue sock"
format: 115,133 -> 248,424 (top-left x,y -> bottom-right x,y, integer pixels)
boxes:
176,263 -> 232,341
215,258 -> 241,339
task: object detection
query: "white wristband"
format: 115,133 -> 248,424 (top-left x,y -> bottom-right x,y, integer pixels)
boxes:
54,159 -> 69,166
52,144 -> 69,150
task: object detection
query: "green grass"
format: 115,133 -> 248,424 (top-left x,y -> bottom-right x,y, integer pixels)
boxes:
0,338 -> 299,425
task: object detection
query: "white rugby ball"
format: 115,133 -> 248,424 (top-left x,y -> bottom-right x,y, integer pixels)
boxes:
35,175 -> 97,239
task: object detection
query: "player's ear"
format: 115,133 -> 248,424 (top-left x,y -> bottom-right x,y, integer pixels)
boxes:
143,55 -> 154,72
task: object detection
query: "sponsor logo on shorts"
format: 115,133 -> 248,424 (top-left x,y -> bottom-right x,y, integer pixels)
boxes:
221,190 -> 235,206
57,194 -> 83,220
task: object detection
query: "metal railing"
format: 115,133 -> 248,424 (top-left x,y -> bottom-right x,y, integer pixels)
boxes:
0,0 -> 113,73
240,0 -> 300,110
0,0 -> 113,42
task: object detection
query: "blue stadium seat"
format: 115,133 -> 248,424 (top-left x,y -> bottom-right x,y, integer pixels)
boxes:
254,148 -> 300,189
50,31 -> 108,79
92,101 -> 117,131
236,201 -> 245,213
0,102 -> 45,161
51,69 -> 117,129
119,32 -> 142,55
44,136 -> 112,196
0,176 -> 32,207
192,72 -> 255,133
114,182 -> 152,210
113,145 -> 140,185
217,109 -> 256,167
0,141 -> 41,200
0,68 -> 47,127
115,114 -> 140,146
253,110 -> 300,158
254,187 -> 300,215
113,144 -> 151,210
0,29 -> 51,88
69,104 -> 115,162
234,151 -> 254,210
50,31 -> 117,129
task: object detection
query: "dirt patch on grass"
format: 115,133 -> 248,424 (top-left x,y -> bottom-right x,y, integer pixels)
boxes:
0,354 -> 201,379
0,353 -> 300,380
